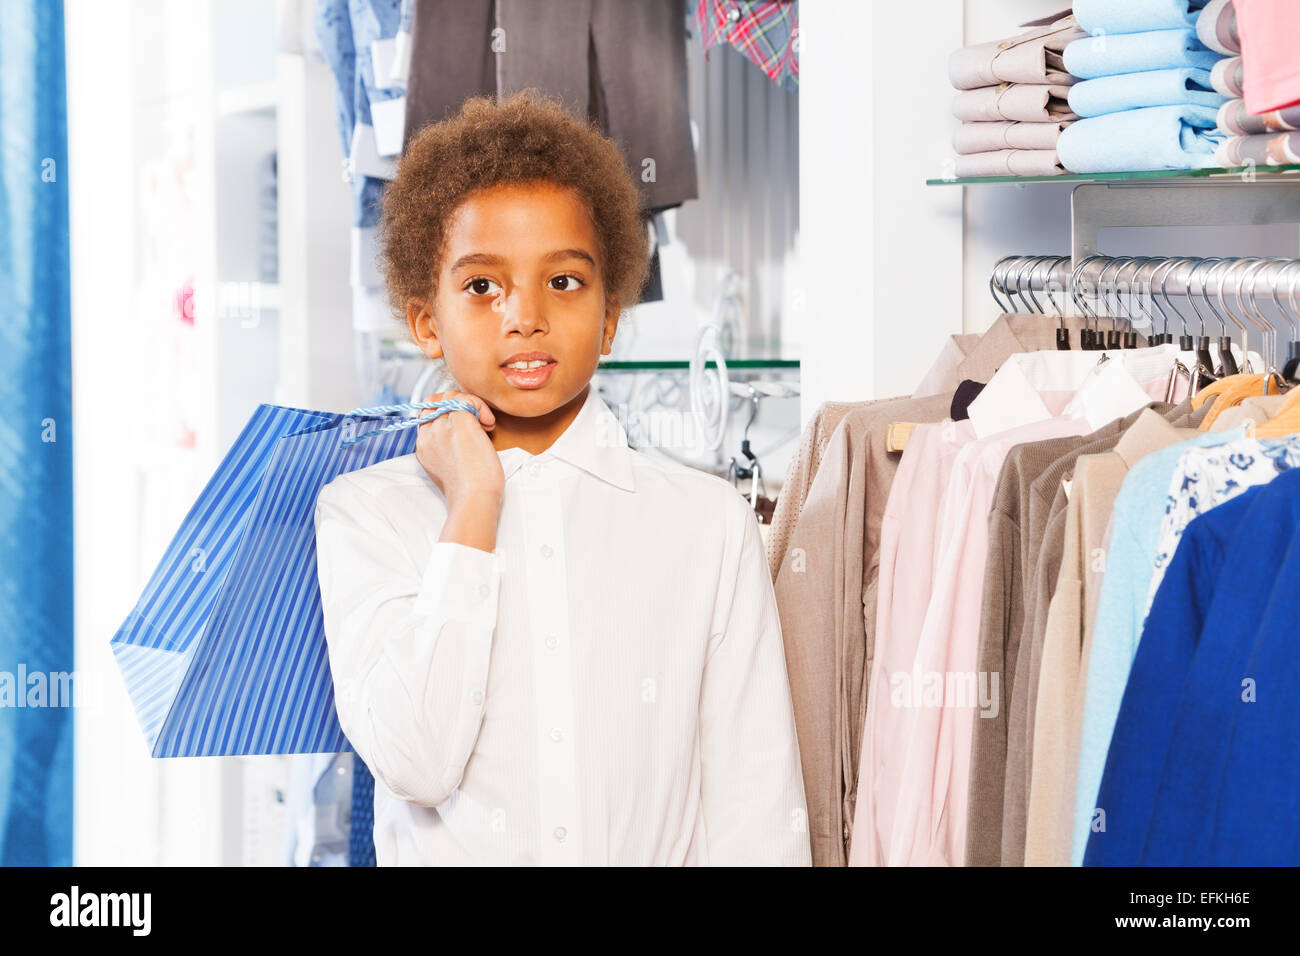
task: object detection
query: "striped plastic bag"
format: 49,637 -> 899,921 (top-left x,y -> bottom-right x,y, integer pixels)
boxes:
110,400 -> 473,757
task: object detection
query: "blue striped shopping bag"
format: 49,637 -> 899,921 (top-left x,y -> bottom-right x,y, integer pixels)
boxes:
111,399 -> 475,757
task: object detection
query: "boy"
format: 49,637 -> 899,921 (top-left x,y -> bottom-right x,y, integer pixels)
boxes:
314,90 -> 810,866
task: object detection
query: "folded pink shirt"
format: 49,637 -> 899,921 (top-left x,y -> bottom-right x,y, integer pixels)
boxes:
1236,0 -> 1300,114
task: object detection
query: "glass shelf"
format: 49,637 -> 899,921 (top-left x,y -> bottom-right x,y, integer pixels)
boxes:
926,163 -> 1300,186
373,341 -> 800,372
596,358 -> 800,371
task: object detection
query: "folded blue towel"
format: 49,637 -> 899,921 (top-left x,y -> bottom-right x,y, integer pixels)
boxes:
1064,29 -> 1223,79
1057,104 -> 1225,171
1068,67 -> 1228,117
1074,0 -> 1209,36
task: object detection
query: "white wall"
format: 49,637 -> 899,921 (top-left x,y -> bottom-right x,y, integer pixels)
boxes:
799,0 -> 964,427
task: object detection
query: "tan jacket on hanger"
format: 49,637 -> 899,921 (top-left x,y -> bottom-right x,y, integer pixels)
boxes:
913,334 -> 983,399
766,398 -> 893,579
1024,410 -> 1199,866
771,393 -> 953,866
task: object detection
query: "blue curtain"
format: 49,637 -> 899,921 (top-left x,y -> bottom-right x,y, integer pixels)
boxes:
0,0 -> 74,865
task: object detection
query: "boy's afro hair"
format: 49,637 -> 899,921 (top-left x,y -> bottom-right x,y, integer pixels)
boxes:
378,88 -> 651,322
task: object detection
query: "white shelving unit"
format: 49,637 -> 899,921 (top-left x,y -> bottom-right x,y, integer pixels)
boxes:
274,26 -> 358,416
69,0 -> 353,867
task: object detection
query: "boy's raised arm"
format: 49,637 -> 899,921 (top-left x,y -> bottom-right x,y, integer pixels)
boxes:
314,477 -> 502,808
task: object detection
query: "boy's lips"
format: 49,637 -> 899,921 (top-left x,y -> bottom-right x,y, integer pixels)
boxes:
500,352 -> 556,389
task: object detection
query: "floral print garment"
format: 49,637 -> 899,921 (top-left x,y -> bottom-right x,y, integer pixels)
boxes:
1144,435 -> 1300,620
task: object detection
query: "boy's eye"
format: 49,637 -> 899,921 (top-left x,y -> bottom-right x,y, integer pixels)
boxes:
549,274 -> 585,292
465,277 -> 501,296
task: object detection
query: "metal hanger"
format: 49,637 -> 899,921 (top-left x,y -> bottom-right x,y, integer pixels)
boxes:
1236,258 -> 1285,391
1244,258 -> 1300,388
1096,256 -> 1133,351
1011,255 -> 1041,314
1206,257 -> 1243,376
1226,257 -> 1279,377
1159,256 -> 1197,348
1145,257 -> 1181,345
1016,255 -> 1052,316
989,255 -> 1019,314
1128,257 -> 1168,347
1071,255 -> 1106,349
1185,258 -> 1225,380
726,383 -> 768,514
1112,256 -> 1153,348
1043,255 -> 1072,348
1145,258 -> 1193,399
1279,260 -> 1300,381
1161,257 -> 1215,392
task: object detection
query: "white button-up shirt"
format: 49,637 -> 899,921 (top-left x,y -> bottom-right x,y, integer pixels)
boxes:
314,386 -> 811,865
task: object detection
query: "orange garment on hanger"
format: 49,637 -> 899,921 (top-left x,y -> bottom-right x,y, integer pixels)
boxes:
1190,374 -> 1249,414
1194,374 -> 1281,431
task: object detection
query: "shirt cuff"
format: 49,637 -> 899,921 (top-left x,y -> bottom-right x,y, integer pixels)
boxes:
413,541 -> 502,632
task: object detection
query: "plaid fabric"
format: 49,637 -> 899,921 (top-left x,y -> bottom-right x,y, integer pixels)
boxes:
694,0 -> 799,91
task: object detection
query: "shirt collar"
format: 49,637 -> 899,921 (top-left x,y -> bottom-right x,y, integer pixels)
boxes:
967,345 -> 1178,440
496,386 -> 637,492
1113,407 -> 1186,469
966,350 -> 1060,439
1060,354 -> 1163,432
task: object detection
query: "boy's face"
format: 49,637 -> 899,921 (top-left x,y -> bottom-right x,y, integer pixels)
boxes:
408,181 -> 619,418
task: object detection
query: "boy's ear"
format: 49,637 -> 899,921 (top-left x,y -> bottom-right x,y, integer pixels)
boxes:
601,299 -> 620,355
407,298 -> 444,360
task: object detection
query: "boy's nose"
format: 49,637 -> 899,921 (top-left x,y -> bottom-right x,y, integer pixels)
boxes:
500,287 -> 546,333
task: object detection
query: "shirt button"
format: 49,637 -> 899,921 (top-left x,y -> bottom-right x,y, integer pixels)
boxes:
550,727 -> 563,743
477,583 -> 490,598
726,7 -> 740,23
471,690 -> 484,706
544,634 -> 558,650
528,462 -> 542,478
553,826 -> 567,842
540,544 -> 553,559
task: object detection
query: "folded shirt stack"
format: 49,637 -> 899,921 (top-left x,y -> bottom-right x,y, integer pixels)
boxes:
1234,0 -> 1300,115
947,12 -> 1087,178
1203,0 -> 1300,167
1216,98 -> 1300,166
1056,0 -> 1229,172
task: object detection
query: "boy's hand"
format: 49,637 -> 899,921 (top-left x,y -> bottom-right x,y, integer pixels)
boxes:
416,390 -> 504,552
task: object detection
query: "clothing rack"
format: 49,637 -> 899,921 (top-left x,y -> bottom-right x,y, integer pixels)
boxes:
992,254 -> 1300,301
988,253 -> 1300,367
